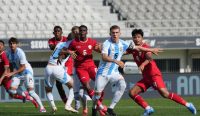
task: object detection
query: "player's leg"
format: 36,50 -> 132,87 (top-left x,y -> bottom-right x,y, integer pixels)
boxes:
108,75 -> 126,116
26,72 -> 46,112
64,74 -> 78,113
93,74 -> 109,116
45,65 -> 57,113
129,80 -> 154,116
155,76 -> 197,115
8,77 -> 22,97
56,80 -> 68,103
73,74 -> 82,110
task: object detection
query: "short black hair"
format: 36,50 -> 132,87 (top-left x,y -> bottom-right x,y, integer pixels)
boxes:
79,25 -> 88,30
110,25 -> 120,32
131,29 -> 144,37
8,37 -> 19,44
54,26 -> 62,31
0,40 -> 5,45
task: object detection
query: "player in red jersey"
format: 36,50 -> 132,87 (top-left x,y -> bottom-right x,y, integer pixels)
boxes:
66,25 -> 105,115
126,29 -> 197,116
0,40 -> 38,107
48,26 -> 69,104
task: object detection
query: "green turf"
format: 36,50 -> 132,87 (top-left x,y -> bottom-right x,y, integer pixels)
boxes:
0,97 -> 199,116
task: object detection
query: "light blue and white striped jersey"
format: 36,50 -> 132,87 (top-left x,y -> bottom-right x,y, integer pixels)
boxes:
7,47 -> 32,74
97,38 -> 134,75
48,41 -> 71,66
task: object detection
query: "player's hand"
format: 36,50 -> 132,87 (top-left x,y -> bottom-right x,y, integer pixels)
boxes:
115,60 -> 124,68
94,43 -> 102,52
152,48 -> 163,56
68,50 -> 77,59
5,72 -> 15,77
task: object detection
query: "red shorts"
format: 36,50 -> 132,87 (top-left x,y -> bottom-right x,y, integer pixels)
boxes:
76,65 -> 97,84
136,75 -> 166,92
65,57 -> 74,75
2,78 -> 12,91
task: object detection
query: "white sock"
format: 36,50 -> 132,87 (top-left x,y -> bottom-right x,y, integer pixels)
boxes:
47,92 -> 56,108
29,90 -> 44,109
109,80 -> 126,109
186,102 -> 190,107
145,106 -> 151,110
66,88 -> 74,106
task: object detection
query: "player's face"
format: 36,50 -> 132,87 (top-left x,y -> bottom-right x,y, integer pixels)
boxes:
132,34 -> 143,45
9,42 -> 17,51
79,27 -> 87,39
73,29 -> 79,38
53,28 -> 62,39
0,42 -> 4,52
110,28 -> 121,43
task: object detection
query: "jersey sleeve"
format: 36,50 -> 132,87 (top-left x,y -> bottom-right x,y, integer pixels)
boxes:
48,38 -> 54,45
18,49 -> 27,65
102,40 -> 110,54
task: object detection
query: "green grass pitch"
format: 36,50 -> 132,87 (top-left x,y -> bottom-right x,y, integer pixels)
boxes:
0,97 -> 199,116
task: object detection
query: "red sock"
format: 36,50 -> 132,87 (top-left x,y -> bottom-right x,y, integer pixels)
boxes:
87,89 -> 95,99
168,93 -> 186,106
130,94 -> 148,109
12,94 -> 24,100
99,91 -> 104,102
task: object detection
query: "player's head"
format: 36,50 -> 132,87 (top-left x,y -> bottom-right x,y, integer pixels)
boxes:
0,40 -> 5,52
131,29 -> 144,45
53,26 -> 63,39
110,25 -> 121,43
8,37 -> 19,51
71,26 -> 79,39
79,25 -> 88,39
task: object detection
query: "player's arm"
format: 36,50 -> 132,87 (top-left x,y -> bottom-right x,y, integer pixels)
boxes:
139,52 -> 153,72
48,39 -> 55,50
6,64 -> 25,77
134,46 -> 163,56
102,53 -> 124,68
60,46 -> 77,59
94,43 -> 102,53
0,65 -> 9,85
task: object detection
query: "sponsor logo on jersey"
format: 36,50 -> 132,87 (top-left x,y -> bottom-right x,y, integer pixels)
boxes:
88,45 -> 92,49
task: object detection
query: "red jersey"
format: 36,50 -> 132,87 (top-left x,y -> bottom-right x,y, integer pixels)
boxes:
0,51 -> 9,76
127,43 -> 161,77
48,36 -> 67,46
68,38 -> 97,68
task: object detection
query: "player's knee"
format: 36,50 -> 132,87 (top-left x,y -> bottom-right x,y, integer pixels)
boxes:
129,89 -> 137,97
28,90 -> 35,96
8,89 -> 17,95
119,80 -> 126,91
161,91 -> 169,98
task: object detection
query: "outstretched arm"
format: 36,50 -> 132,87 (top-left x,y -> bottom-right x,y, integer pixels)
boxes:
135,46 -> 163,56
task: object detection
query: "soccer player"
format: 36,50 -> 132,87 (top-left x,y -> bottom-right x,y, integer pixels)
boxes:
45,39 -> 78,114
93,25 -> 162,116
67,26 -> 84,111
0,40 -> 38,107
127,29 -> 197,116
66,25 -> 104,115
48,26 -> 68,104
6,37 -> 46,112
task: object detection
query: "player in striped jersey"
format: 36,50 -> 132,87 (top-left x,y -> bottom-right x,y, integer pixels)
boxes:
6,37 -> 46,112
45,40 -> 78,114
93,25 -> 162,116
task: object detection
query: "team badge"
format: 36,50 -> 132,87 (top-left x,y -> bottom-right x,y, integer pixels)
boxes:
76,46 -> 81,49
88,45 -> 92,49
